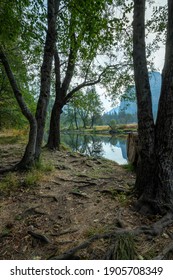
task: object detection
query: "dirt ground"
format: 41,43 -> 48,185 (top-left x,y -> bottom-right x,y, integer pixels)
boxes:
0,134 -> 173,260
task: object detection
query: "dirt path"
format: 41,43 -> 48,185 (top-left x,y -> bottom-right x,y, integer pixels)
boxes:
0,139 -> 173,260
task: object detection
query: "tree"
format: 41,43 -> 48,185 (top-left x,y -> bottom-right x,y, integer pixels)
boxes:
0,47 -> 37,169
0,0 -> 41,169
46,0 -> 130,150
0,50 -> 36,130
35,0 -> 59,159
133,0 -> 173,215
0,0 -> 59,169
64,87 -> 104,129
75,87 -> 103,129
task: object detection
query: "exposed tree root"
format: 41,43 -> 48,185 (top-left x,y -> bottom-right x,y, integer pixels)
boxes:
0,166 -> 17,174
115,208 -> 126,228
154,241 -> 173,259
0,159 -> 35,174
69,191 -> 90,198
28,230 -> 51,244
49,212 -> 173,260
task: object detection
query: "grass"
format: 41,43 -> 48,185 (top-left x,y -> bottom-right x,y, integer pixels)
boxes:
84,226 -> 106,238
112,233 -> 138,260
0,159 -> 55,192
0,129 -> 27,145
23,170 -> 43,187
61,124 -> 137,135
118,124 -> 137,129
0,173 -> 20,192
122,163 -> 135,172
0,135 -> 22,145
34,159 -> 55,172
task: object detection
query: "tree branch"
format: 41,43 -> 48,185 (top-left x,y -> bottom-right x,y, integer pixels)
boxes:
54,46 -> 61,93
64,64 -> 131,103
61,16 -> 78,96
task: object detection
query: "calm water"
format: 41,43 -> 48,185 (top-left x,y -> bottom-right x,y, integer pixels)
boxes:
61,133 -> 128,165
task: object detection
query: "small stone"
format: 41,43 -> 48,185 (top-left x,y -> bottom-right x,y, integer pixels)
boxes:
162,233 -> 169,239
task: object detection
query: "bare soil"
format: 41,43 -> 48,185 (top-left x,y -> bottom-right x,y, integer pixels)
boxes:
0,134 -> 173,260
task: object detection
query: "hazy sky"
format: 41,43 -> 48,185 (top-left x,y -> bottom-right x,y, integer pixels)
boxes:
101,0 -> 167,112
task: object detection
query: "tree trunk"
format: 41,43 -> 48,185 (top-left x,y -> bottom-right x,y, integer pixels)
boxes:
127,132 -> 139,166
154,0 -> 173,213
46,46 -> 63,150
74,109 -> 79,130
0,48 -> 37,169
133,0 -> 157,214
35,0 -> 59,160
133,0 -> 173,214
16,120 -> 37,169
46,24 -> 78,150
46,102 -> 62,150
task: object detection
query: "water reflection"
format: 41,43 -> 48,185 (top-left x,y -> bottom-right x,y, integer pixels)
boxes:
61,133 -> 128,165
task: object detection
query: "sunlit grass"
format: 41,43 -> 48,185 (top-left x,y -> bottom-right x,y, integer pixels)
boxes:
0,129 -> 28,145
0,172 -> 20,192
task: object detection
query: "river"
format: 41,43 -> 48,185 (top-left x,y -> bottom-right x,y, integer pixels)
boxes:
61,133 -> 128,165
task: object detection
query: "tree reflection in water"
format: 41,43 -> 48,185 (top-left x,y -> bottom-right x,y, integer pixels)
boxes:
61,133 -> 128,165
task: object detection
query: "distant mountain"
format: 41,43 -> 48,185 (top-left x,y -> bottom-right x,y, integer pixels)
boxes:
118,85 -> 136,115
106,72 -> 161,121
107,107 -> 119,115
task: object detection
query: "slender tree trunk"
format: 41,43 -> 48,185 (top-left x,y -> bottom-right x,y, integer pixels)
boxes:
0,48 -> 37,169
74,108 -> 79,129
35,0 -> 60,159
133,0 -> 173,214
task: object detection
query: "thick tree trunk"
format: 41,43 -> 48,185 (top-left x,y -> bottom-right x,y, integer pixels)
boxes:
154,0 -> 173,212
16,120 -> 37,169
35,0 -> 59,160
133,0 -> 173,214
46,47 -> 63,150
46,102 -> 62,150
46,28 -> 77,150
0,48 -> 37,169
133,0 -> 155,204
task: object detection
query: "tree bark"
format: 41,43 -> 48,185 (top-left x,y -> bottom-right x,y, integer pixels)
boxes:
154,0 -> 173,212
74,108 -> 79,130
133,0 -> 173,214
35,0 -> 60,159
127,132 -> 138,166
133,0 -> 155,205
46,30 -> 77,150
46,47 -> 63,150
0,48 -> 37,169
46,101 -> 62,150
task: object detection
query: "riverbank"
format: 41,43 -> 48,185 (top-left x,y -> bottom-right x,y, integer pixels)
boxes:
61,123 -> 137,136
0,130 -> 173,260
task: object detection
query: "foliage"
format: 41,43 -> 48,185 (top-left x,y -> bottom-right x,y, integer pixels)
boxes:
109,119 -> 117,130
0,0 -> 46,130
122,163 -> 135,172
62,87 -> 104,129
0,62 -> 36,129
